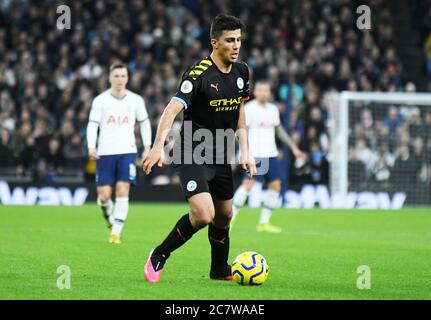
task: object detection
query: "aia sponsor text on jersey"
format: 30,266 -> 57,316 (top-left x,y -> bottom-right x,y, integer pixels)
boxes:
107,115 -> 129,125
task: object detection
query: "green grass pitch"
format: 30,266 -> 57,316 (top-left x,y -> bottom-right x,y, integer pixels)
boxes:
1,204 -> 430,300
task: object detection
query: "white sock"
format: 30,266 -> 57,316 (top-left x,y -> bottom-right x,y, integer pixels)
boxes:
259,190 -> 280,225
259,207 -> 272,224
233,185 -> 249,208
111,197 -> 129,236
98,198 -> 114,220
232,185 -> 249,221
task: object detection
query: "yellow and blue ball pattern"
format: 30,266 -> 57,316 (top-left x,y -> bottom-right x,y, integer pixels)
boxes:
232,251 -> 269,285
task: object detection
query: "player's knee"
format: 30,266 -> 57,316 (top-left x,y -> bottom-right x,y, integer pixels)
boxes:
98,193 -> 111,204
213,204 -> 233,227
214,212 -> 233,228
226,210 -> 233,221
115,185 -> 130,197
191,214 -> 213,228
268,180 -> 281,192
243,179 -> 254,190
116,190 -> 129,198
191,206 -> 214,228
198,215 -> 213,227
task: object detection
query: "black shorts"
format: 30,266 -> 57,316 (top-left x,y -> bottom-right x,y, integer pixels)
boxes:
175,164 -> 234,200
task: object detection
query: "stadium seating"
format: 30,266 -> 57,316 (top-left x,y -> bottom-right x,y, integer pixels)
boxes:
0,0 -> 429,188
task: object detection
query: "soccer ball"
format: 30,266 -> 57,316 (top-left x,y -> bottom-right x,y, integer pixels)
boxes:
231,251 -> 269,285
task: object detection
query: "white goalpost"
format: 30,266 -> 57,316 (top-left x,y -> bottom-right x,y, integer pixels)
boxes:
326,91 -> 431,209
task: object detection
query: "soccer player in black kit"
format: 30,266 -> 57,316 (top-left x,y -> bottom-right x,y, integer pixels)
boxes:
142,14 -> 256,282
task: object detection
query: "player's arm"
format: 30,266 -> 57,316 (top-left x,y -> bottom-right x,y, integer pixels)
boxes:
140,120 -> 152,158
275,125 -> 305,159
142,99 -> 183,174
237,103 -> 256,178
136,98 -> 152,159
236,62 -> 255,177
86,98 -> 101,160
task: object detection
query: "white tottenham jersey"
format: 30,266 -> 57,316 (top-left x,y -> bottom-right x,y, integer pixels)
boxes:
89,89 -> 149,156
245,99 -> 281,158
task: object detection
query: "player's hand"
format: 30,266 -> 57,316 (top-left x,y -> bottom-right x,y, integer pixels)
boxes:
241,152 -> 256,179
88,148 -> 100,160
142,145 -> 165,175
140,146 -> 151,164
292,147 -> 306,160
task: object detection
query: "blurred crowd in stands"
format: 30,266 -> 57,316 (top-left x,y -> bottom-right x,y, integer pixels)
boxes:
0,0 -> 430,187
348,103 -> 431,189
419,0 -> 431,77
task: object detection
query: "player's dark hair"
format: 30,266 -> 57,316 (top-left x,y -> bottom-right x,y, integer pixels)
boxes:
210,14 -> 244,39
109,62 -> 128,73
255,79 -> 271,87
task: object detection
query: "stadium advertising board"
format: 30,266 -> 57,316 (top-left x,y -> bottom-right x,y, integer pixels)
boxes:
0,181 -> 414,209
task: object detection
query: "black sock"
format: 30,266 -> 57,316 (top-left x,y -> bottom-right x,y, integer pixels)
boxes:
151,213 -> 198,271
101,207 -> 111,227
208,223 -> 230,276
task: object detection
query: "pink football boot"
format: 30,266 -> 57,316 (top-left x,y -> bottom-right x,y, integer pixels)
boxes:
144,249 -> 163,283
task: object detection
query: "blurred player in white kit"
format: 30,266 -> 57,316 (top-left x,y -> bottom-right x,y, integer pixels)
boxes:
86,63 -> 152,244
232,81 -> 304,233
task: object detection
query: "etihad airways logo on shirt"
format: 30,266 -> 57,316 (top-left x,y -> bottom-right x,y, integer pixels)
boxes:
209,97 -> 243,112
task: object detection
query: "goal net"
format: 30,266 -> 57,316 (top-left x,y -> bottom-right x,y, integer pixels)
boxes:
326,92 -> 431,208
